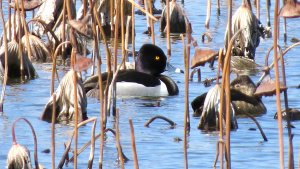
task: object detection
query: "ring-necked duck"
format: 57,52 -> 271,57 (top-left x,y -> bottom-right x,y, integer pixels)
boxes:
192,75 -> 266,130
84,44 -> 179,97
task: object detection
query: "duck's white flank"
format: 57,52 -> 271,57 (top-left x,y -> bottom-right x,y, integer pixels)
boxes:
116,80 -> 169,97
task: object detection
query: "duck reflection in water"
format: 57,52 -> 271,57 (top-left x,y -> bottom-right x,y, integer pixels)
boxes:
192,75 -> 266,131
84,44 -> 179,98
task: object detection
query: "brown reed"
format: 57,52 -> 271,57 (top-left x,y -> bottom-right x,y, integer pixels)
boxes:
273,0 -> 284,168
51,94 -> 56,169
166,0 -> 171,56
0,0 -> 8,113
144,115 -> 176,128
131,3 -> 136,60
115,109 -> 125,169
129,119 -> 139,169
205,0 -> 211,28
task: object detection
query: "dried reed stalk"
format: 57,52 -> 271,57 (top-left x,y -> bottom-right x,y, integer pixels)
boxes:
129,119 -> 139,169
205,0 -> 211,28
127,0 -> 158,21
121,0 -> 126,68
166,0 -> 171,56
273,0 -> 284,168
71,48 -> 79,169
148,0 -> 155,44
116,109 -> 125,169
20,0 -> 33,62
131,3 -> 136,60
0,0 -> 8,113
87,119 -> 97,168
144,115 -> 176,128
181,34 -> 189,169
51,94 -> 56,169
256,0 -> 260,19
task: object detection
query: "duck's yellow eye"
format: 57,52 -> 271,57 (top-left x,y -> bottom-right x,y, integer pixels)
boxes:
155,56 -> 160,61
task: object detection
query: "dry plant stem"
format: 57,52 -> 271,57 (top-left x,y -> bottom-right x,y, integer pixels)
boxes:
131,3 -> 136,60
110,0 -> 114,35
51,41 -> 72,94
12,118 -> 39,169
51,94 -> 56,169
166,0 -> 171,56
8,0 -> 11,40
121,0 -> 126,68
112,0 -> 121,116
266,0 -> 271,26
0,0 -> 9,113
217,0 -> 220,15
243,112 -> 267,141
57,134 -> 74,168
282,0 -> 287,43
256,0 -> 260,19
148,0 -> 155,44
104,128 -> 129,161
129,119 -> 139,169
225,0 -> 232,168
144,115 -> 176,127
181,34 -> 189,169
213,140 -> 225,167
205,0 -> 211,28
15,2 -> 24,79
186,25 -> 192,130
125,16 -> 131,56
127,0 -> 158,21
62,0 -> 66,55
144,0 -> 150,36
220,28 -> 245,169
71,49 -> 79,169
116,109 -> 125,169
273,0 -> 284,168
189,68 -> 200,82
217,48 -> 224,169
87,119 -> 97,168
20,0 -> 33,61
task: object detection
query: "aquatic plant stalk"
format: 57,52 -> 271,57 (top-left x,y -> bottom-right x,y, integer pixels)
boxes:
87,119 -> 97,168
144,115 -> 176,127
166,0 -> 171,56
8,0 -> 11,40
205,0 -> 211,28
129,119 -> 139,169
20,0 -> 33,61
282,0 -> 287,42
256,0 -> 260,19
266,0 -> 271,26
51,94 -> 56,169
127,0 -> 158,21
148,0 -> 155,44
131,3 -> 136,60
0,0 -> 9,113
181,34 -> 189,169
116,109 -> 125,169
71,48 -> 79,169
273,0 -> 284,168
121,0 -> 126,68
12,118 -> 39,169
217,0 -> 220,15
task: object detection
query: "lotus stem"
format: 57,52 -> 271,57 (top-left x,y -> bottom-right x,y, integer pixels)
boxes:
148,0 -> 155,44
273,0 -> 284,168
87,118 -> 97,168
244,112 -> 268,141
131,2 -> 136,60
183,32 -> 189,169
205,0 -> 211,28
166,0 -> 171,56
256,0 -> 260,19
144,115 -> 176,127
116,109 -> 125,169
12,118 -> 39,169
0,0 -> 9,113
129,119 -> 139,169
121,0 -> 126,68
217,0 -> 220,15
51,94 -> 56,169
20,0 -> 33,61
127,0 -> 158,21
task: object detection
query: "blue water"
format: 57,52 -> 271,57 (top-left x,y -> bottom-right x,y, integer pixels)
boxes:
1,0 -> 300,168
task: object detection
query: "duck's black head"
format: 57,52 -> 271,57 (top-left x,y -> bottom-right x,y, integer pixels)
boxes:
135,44 -> 167,76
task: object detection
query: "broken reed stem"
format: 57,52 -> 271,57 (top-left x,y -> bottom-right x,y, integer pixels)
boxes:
166,0 -> 171,57
51,94 -> 56,169
282,0 -> 287,42
71,48 -> 79,169
125,16 -> 131,58
205,0 -> 211,28
217,0 -> 220,15
20,0 -> 33,62
129,119 -> 139,169
115,109 -> 125,169
87,119 -> 97,168
12,118 -> 39,169
131,3 -> 136,60
15,2 -> 25,80
144,0 -> 150,36
127,0 -> 158,21
148,0 -> 155,44
121,0 -> 126,68
181,34 -> 189,169
51,41 -> 71,94
144,115 -> 176,127
61,0 -> 66,56
273,0 -> 284,168
0,0 -> 9,113
112,0 -> 121,116
243,112 -> 268,141
256,0 -> 260,19
8,0 -> 11,40
110,0 -> 114,35
266,0 -> 271,26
